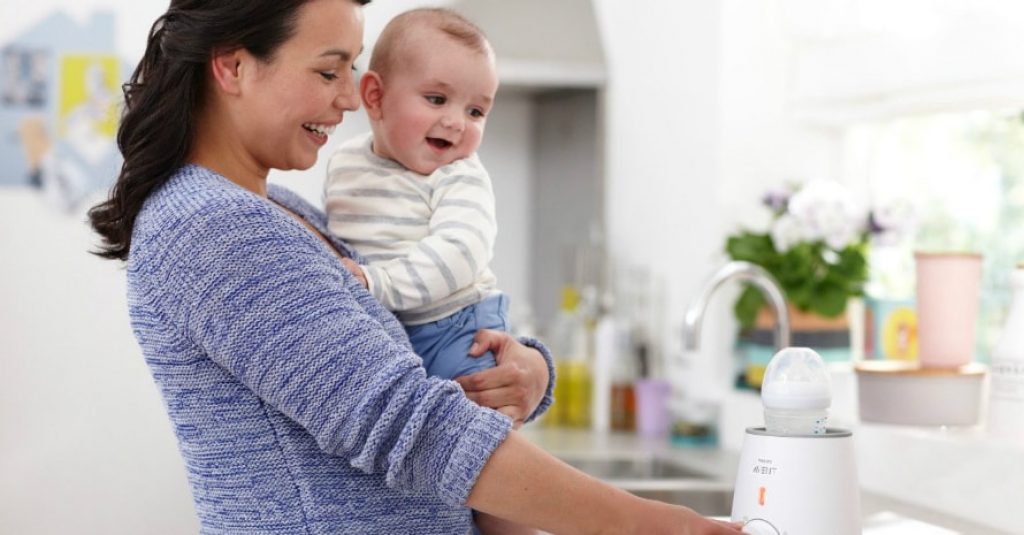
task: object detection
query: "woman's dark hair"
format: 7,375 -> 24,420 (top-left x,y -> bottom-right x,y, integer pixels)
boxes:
88,0 -> 371,261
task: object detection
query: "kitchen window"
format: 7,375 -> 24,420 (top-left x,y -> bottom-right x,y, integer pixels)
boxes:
842,108 -> 1024,358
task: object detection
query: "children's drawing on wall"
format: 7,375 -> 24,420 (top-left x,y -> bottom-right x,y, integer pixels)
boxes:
60,55 -> 119,168
0,11 -> 125,214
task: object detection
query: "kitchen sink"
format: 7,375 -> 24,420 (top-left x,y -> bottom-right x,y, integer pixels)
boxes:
628,486 -> 734,517
558,453 -> 716,482
556,452 -> 735,516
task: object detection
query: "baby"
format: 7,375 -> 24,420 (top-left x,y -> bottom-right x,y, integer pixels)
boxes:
325,9 -> 530,534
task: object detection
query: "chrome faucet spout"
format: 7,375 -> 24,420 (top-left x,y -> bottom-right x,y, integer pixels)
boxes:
683,261 -> 790,352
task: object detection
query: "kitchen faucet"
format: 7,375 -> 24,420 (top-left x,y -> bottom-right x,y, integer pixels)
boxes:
683,261 -> 791,351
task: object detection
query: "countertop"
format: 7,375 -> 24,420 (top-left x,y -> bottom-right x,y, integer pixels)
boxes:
520,427 -> 1012,535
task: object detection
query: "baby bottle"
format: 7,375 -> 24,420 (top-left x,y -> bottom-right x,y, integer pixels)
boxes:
761,347 -> 831,435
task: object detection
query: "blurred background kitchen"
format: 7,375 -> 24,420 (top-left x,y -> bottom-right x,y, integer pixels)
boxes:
3,0 -> 1024,533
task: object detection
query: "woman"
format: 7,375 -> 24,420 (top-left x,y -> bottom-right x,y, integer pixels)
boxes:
88,0 -> 742,533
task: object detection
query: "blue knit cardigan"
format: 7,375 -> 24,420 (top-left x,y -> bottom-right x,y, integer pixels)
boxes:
126,164 -> 554,534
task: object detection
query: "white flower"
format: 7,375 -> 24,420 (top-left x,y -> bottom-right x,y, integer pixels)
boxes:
785,180 -> 864,250
770,213 -> 807,252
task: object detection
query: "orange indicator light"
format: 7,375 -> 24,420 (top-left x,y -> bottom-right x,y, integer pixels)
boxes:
758,486 -> 767,506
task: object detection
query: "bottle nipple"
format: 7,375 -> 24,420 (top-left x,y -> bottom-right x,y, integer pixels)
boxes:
761,347 -> 831,435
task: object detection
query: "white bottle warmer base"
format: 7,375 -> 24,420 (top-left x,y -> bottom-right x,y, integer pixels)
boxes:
731,427 -> 861,535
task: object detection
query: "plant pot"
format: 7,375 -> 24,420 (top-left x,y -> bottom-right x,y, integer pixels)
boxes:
736,302 -> 856,389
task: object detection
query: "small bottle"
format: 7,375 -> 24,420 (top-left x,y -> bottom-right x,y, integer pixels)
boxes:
609,339 -> 637,432
550,285 -> 592,428
761,347 -> 831,435
610,381 -> 636,431
590,303 -> 620,433
546,286 -> 577,427
988,265 -> 1024,441
557,329 -> 592,428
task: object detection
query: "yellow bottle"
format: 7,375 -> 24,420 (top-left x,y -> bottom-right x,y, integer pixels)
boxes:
548,286 -> 592,428
555,360 -> 591,428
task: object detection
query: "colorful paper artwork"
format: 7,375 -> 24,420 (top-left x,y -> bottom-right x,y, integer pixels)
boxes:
59,55 -> 119,165
0,11 -> 126,213
2,47 -> 49,108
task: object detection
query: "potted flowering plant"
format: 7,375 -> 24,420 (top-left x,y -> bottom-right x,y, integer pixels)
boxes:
726,180 -> 912,330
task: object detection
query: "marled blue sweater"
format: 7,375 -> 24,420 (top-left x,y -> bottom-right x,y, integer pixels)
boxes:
126,164 -> 554,534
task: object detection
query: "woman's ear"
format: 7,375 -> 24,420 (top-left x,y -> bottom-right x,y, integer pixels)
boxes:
360,71 -> 384,120
209,48 -> 246,96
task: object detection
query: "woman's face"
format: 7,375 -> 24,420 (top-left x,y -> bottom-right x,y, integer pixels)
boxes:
238,0 -> 365,174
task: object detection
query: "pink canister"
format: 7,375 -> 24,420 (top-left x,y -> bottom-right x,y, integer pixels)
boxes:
915,252 -> 983,368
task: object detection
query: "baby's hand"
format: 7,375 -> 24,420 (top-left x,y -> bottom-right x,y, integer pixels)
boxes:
341,257 -> 368,289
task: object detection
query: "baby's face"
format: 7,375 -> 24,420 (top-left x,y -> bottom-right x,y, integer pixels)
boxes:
371,33 -> 498,175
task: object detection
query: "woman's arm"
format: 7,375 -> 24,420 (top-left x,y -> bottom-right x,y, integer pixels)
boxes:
155,195 -> 511,506
468,433 -> 744,535
154,193 -> 738,533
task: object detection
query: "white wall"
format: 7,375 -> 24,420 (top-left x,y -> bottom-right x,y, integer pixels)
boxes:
591,0 -> 846,403
0,192 -> 198,534
2,4 -> 196,533
593,0 -> 730,373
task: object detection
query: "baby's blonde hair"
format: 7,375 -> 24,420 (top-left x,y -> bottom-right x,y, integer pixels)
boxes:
369,8 -> 491,80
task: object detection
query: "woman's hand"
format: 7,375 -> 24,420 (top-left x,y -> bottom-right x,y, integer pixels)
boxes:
454,330 -> 549,428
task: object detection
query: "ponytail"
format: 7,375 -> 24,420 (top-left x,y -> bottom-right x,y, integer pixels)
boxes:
88,12 -> 199,260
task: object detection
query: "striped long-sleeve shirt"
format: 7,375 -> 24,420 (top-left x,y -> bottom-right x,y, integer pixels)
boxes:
325,133 -> 499,325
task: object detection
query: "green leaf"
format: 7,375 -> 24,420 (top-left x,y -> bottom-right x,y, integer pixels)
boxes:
734,285 -> 765,330
726,233 -> 775,262
726,229 -> 870,325
811,282 -> 847,317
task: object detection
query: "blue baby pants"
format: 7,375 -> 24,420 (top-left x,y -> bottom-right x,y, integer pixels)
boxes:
405,294 -> 509,380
